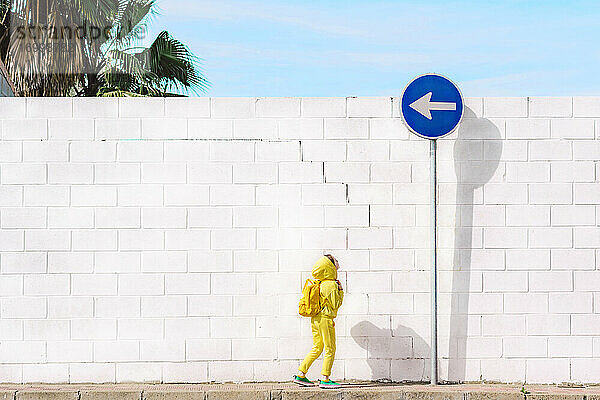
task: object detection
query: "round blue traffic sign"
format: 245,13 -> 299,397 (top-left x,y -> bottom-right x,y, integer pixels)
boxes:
400,74 -> 464,139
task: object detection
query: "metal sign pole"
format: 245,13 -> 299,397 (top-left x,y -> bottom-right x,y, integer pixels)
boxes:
430,138 -> 438,385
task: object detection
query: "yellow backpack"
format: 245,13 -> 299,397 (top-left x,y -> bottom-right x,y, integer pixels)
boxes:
298,278 -> 322,317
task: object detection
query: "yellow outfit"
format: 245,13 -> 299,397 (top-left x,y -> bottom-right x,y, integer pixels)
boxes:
298,256 -> 344,377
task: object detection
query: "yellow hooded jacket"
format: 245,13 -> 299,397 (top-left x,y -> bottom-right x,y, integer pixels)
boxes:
312,256 -> 344,319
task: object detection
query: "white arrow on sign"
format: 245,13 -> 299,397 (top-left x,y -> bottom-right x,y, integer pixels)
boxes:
409,92 -> 456,120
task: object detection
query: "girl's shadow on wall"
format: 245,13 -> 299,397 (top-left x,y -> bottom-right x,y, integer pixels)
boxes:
351,107 -> 503,383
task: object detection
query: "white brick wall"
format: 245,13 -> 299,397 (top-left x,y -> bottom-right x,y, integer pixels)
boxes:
0,96 -> 598,384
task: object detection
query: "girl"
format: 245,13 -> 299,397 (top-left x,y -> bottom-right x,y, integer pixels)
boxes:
293,254 -> 344,389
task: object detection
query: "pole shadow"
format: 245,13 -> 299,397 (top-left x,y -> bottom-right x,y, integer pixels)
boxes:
448,107 -> 502,381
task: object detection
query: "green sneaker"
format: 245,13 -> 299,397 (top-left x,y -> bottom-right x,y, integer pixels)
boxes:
319,380 -> 341,389
293,375 -> 314,387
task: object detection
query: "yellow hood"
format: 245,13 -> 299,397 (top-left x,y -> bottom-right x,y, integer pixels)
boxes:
312,256 -> 337,281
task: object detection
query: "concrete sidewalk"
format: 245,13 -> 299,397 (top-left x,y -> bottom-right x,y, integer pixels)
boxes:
1,383 -> 599,400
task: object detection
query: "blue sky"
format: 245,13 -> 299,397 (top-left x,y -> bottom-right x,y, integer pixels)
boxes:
146,0 -> 600,97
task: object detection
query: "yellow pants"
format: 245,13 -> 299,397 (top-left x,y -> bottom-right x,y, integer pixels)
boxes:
298,315 -> 336,377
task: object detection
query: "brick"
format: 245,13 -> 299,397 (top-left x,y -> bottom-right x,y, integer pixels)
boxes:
72,230 -> 117,251
551,249 -> 595,270
165,230 -> 210,250
1,252 -> 45,273
505,205 -> 549,227
278,204 -> 321,228
22,363 -> 69,383
325,205 -> 369,227
278,118 -> 323,139
325,118 -> 368,139
96,207 -> 140,229
233,119 -> 277,139
394,183 -> 429,204
2,164 -> 45,184
527,314 -> 570,335
211,229 -> 255,250
302,140 -> 346,161
23,141 -> 68,162
529,184 -> 572,205
118,319 -> 162,340
347,272 -> 392,293
484,97 -> 527,117
529,140 -> 572,161
348,184 -> 392,204
552,118 -> 594,139
73,97 -> 118,118
165,185 -> 209,206
189,251 -> 232,273
119,97 -> 164,117
27,97 -> 72,118
119,230 -> 164,251
370,118 -> 409,140
572,314 -> 600,335
142,251 -> 186,273
48,207 -> 94,229
164,141 -> 209,162
505,162 -> 549,183
0,97 -> 26,117
232,338 -> 276,360
574,183 -> 600,204
0,141 -> 22,162
71,319 -> 117,340
529,97 -> 572,117
142,163 -> 185,184
233,206 -> 277,228
483,272 -> 527,292
188,163 -> 232,184
484,227 -> 527,248
504,293 -> 547,313
3,119 -> 47,140
482,315 -> 526,336
118,185 -> 163,206
187,339 -> 231,360
141,207 -> 186,229
390,140 -> 428,161
573,96 -> 600,116
94,341 -> 139,362
1,207 -> 46,228
551,161 -> 595,182
574,227 -> 600,248
140,340 -> 185,362
188,119 -> 233,139
165,97 -> 210,118
0,230 -> 24,251
142,296 -> 186,317
506,249 -> 550,270
301,184 -> 345,205
47,341 -> 92,362
142,119 -> 187,139
503,336 -> 547,357
233,163 -> 277,184
48,297 -> 93,318
95,252 -> 140,273
551,205 -> 594,226
233,295 -> 276,315
505,119 -> 550,139
279,162 -> 323,184
256,141 -> 299,162
529,227 -> 572,248
116,362 -> 161,382
70,141 -> 116,162
165,273 -> 209,295
24,320 -> 69,340
347,141 -> 389,161
324,162 -> 369,183
549,336 -> 592,357
209,185 -> 254,206
71,185 -> 117,206
48,163 -> 92,184
370,162 -> 411,183
210,141 -> 254,162
95,163 -> 140,184
211,98 -> 254,118
72,275 -> 117,296
255,97 -> 300,117
480,359 -> 525,383
164,317 -> 208,338
527,358 -> 570,383
188,295 -> 233,316
48,252 -> 93,273
348,228 -> 392,249
347,97 -> 391,117
118,274 -> 164,296
95,118 -> 140,139
549,292 -> 592,313
301,97 -> 345,117
25,230 -> 70,251
210,317 -> 255,338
